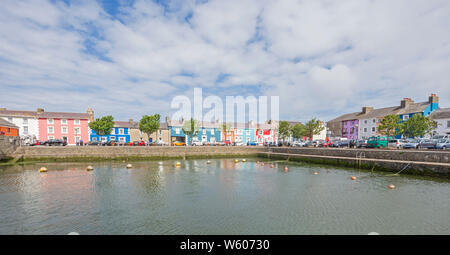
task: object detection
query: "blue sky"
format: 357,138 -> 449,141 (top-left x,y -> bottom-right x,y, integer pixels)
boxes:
1,0 -> 450,123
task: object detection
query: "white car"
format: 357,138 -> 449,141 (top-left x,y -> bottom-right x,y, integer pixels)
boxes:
235,142 -> 245,146
191,141 -> 204,146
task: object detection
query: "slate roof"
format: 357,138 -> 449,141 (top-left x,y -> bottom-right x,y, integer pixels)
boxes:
0,118 -> 19,129
430,108 -> 450,120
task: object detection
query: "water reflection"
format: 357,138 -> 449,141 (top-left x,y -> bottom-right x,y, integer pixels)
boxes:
0,159 -> 449,234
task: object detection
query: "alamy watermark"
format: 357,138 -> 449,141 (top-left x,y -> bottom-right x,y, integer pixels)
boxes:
170,88 -> 279,129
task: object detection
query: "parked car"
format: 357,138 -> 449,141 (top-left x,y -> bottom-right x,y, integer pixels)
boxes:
367,136 -> 390,148
30,140 -> 45,146
356,140 -> 368,148
248,141 -> 258,146
436,139 -> 450,150
402,139 -> 420,149
132,141 -> 146,146
88,140 -> 102,146
235,142 -> 245,146
432,135 -> 450,141
174,141 -> 186,146
388,139 -> 407,149
191,140 -> 204,146
418,139 -> 437,149
45,139 -> 67,146
224,140 -> 232,146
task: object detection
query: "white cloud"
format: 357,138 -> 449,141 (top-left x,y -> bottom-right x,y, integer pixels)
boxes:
0,0 -> 449,123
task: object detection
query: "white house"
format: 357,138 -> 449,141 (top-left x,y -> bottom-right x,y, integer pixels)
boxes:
0,108 -> 39,143
430,108 -> 450,136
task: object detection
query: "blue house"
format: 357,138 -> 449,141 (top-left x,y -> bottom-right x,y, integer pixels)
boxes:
90,121 -> 131,143
167,119 -> 223,145
395,94 -> 439,138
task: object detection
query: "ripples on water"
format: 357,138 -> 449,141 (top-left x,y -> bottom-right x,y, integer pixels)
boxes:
0,159 -> 449,235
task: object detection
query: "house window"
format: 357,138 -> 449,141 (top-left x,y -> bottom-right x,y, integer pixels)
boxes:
23,118 -> 28,124
447,121 -> 450,128
7,128 -> 11,133
364,128 -> 367,132
110,136 -> 116,141
74,119 -> 80,125
62,127 -> 68,134
403,115 -> 409,121
101,137 -> 107,142
373,119 -> 376,123
23,126 -> 28,134
92,137 -> 97,141
119,137 -> 126,142
48,136 -> 54,140
372,127 -> 376,132
202,129 -> 206,135
211,129 -> 214,135
48,127 -> 54,134
364,120 -> 367,124
175,128 -> 180,134
48,119 -> 54,124
61,119 -> 67,124
75,136 -> 81,143
119,128 -> 124,135
246,130 -> 250,135
159,130 -> 162,135
74,127 -> 80,134
8,117 -> 13,122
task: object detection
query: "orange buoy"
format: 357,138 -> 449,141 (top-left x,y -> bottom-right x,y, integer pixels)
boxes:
261,163 -> 264,166
388,184 -> 396,189
314,171 -> 318,175
351,176 -> 356,180
270,164 -> 274,168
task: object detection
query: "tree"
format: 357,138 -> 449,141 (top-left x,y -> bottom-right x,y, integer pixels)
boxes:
89,115 -> 114,138
378,114 -> 401,138
303,118 -> 325,140
139,114 -> 161,142
182,118 -> 200,145
277,121 -> 292,142
291,123 -> 305,140
220,122 -> 232,141
400,114 -> 437,138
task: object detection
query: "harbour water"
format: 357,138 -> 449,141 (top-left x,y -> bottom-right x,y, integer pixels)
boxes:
0,159 -> 449,234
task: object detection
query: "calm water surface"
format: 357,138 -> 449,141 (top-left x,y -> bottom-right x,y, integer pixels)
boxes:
0,159 -> 449,235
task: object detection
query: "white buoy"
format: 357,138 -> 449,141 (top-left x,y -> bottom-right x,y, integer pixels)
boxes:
126,164 -> 132,168
242,159 -> 246,162
68,232 -> 80,235
86,166 -> 94,171
39,167 -> 48,173
207,160 -> 211,164
368,232 -> 380,235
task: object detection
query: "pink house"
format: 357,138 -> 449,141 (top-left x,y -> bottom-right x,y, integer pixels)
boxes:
37,108 -> 93,145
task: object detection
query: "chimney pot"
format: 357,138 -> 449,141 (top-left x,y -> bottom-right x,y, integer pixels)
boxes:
37,108 -> 44,113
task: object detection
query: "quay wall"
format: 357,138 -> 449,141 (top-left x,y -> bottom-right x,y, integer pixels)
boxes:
0,137 -> 20,160
11,146 -> 266,161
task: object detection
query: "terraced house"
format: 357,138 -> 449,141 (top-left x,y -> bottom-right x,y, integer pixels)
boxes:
90,121 -> 131,143
327,94 -> 440,140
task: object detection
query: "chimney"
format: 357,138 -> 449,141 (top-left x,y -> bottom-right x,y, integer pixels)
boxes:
362,106 -> 373,114
37,108 -> 44,113
400,98 -> 414,108
129,118 -> 133,124
87,108 -> 94,122
429,94 -> 439,104
165,116 -> 170,122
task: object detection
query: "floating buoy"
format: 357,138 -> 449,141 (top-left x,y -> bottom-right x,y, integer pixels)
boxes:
126,164 -> 133,168
86,166 -> 94,171
368,232 -> 379,235
261,163 -> 264,166
234,159 -> 239,163
284,166 -> 288,172
207,160 -> 211,164
39,167 -> 48,173
67,232 -> 80,235
242,159 -> 246,162
314,171 -> 318,175
122,160 -> 125,163
256,161 -> 260,164
388,184 -> 395,189
351,176 -> 356,180
176,162 -> 181,167
270,164 -> 274,168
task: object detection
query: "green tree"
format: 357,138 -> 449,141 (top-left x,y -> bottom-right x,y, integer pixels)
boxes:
303,118 -> 325,140
182,118 -> 200,145
139,114 -> 161,142
400,114 -> 437,138
277,121 -> 292,142
378,114 -> 401,138
291,123 -> 305,140
89,115 -> 114,138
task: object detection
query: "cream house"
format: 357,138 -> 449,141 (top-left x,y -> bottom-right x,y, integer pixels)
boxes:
129,119 -> 170,144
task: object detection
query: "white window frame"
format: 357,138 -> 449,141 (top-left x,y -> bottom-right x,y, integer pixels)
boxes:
23,118 -> 28,124
119,137 -> 126,142
62,126 -> 68,134
246,130 -> 250,135
48,126 -> 54,134
48,136 -> 54,140
61,119 -> 67,124
48,118 -> 54,124
74,119 -> 80,125
101,136 -> 107,142
403,115 -> 409,121
110,136 -> 116,141
75,136 -> 81,143
74,127 -> 80,135
92,137 -> 97,141
119,128 -> 124,135
175,128 -> 180,134
211,129 -> 214,135
202,129 -> 206,135
23,126 -> 28,134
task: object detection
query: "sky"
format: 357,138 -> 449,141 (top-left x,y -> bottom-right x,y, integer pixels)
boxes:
1,0 -> 449,123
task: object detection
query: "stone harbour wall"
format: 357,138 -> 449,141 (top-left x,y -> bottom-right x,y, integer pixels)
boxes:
0,136 -> 20,160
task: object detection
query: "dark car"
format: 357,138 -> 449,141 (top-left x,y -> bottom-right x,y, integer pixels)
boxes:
45,139 -> 67,146
418,139 -> 437,149
88,140 -> 102,146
